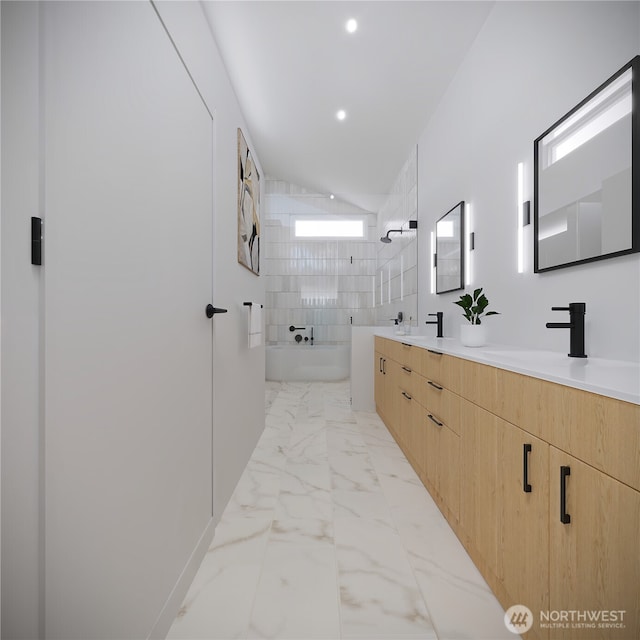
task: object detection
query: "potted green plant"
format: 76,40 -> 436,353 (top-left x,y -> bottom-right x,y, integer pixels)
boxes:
454,287 -> 500,347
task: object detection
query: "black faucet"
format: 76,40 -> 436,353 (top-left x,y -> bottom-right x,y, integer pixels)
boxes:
425,312 -> 444,338
310,326 -> 314,346
545,302 -> 587,358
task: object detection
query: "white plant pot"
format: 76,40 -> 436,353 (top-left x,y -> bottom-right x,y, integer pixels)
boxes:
460,323 -> 488,347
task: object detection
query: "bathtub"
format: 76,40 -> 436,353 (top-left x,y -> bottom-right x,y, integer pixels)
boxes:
265,345 -> 350,382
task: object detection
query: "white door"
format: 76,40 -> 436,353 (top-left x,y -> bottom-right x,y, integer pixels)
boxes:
42,2 -> 213,637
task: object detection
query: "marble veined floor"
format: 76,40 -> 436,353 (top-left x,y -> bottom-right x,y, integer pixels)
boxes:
167,381 -> 513,640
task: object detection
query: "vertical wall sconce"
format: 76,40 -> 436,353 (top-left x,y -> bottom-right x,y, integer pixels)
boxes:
517,162 -> 525,273
430,231 -> 436,294
465,203 -> 473,286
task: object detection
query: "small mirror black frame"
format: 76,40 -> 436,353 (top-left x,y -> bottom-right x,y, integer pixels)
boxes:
436,201 -> 465,294
534,55 -> 639,273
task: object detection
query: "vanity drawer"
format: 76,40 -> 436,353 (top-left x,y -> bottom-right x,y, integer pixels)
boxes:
397,362 -> 420,399
387,339 -> 421,372
422,380 -> 461,435
417,349 -> 460,389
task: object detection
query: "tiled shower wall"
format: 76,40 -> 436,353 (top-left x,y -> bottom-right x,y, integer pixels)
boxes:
376,146 -> 419,330
263,180 -> 377,346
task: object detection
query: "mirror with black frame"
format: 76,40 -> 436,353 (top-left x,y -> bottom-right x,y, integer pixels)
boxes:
436,200 -> 465,294
534,55 -> 639,272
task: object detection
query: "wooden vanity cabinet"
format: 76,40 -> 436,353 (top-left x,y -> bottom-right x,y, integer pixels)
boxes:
459,398 -> 499,576
548,448 -> 640,640
373,335 -> 640,640
497,424 -> 550,640
422,405 -> 460,522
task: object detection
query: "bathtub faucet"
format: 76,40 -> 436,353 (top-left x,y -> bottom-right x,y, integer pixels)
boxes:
289,325 -> 306,332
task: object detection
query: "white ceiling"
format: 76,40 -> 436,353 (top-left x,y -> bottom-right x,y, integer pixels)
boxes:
202,1 -> 494,211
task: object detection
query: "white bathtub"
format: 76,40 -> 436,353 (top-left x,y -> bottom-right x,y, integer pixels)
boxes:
265,345 -> 350,382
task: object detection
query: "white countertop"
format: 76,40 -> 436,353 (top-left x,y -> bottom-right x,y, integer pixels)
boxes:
375,330 -> 640,405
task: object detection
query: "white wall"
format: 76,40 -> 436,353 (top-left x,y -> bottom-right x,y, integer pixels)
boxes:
153,0 -> 265,530
418,1 -> 640,362
1,1 -> 265,637
1,4 -> 43,638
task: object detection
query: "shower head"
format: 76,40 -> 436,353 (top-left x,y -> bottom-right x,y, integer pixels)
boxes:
380,229 -> 404,243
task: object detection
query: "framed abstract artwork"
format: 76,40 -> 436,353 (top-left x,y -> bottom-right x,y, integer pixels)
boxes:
237,128 -> 260,275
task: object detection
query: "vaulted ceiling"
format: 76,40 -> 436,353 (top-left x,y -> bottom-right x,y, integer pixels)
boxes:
202,1 -> 494,211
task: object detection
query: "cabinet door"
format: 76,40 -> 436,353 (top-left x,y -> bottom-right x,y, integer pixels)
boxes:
402,393 -> 425,475
374,350 -> 386,416
459,399 -> 498,572
424,409 -> 460,521
498,424 -> 549,640
549,448 -> 640,640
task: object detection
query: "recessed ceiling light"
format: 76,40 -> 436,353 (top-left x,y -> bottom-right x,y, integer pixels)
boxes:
336,109 -> 347,121
346,18 -> 358,34
330,194 -> 335,200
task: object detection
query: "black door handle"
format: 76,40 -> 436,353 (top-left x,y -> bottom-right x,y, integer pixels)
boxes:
560,466 -> 571,524
523,444 -> 532,493
206,304 -> 227,318
427,380 -> 443,391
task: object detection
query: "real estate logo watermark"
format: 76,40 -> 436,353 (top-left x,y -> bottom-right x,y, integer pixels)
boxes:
505,605 -> 534,634
504,605 -> 627,634
539,609 -> 626,631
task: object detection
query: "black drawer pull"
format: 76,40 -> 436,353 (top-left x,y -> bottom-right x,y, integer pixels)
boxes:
427,380 -> 443,391
401,342 -> 412,347
523,444 -> 532,493
427,414 -> 443,427
379,357 -> 383,373
402,366 -> 412,373
427,349 -> 443,355
401,391 -> 412,401
560,466 -> 571,524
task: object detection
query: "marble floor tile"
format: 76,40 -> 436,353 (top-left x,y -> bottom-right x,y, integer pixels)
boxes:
334,517 -> 436,639
247,543 -> 340,639
332,489 -> 395,530
286,427 -> 328,463
329,450 -> 381,492
169,380 -> 509,640
166,518 -> 271,640
222,461 -> 281,519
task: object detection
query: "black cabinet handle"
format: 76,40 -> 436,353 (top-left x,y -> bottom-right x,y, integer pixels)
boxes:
401,342 -> 412,348
523,444 -> 532,493
379,357 -> 383,373
560,466 -> 571,524
427,349 -> 443,355
401,391 -> 412,401
427,380 -> 443,391
427,414 -> 443,427
206,304 -> 227,318
382,358 -> 386,375
402,366 -> 412,373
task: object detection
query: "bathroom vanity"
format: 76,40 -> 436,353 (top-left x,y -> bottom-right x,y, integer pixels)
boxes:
374,333 -> 640,640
